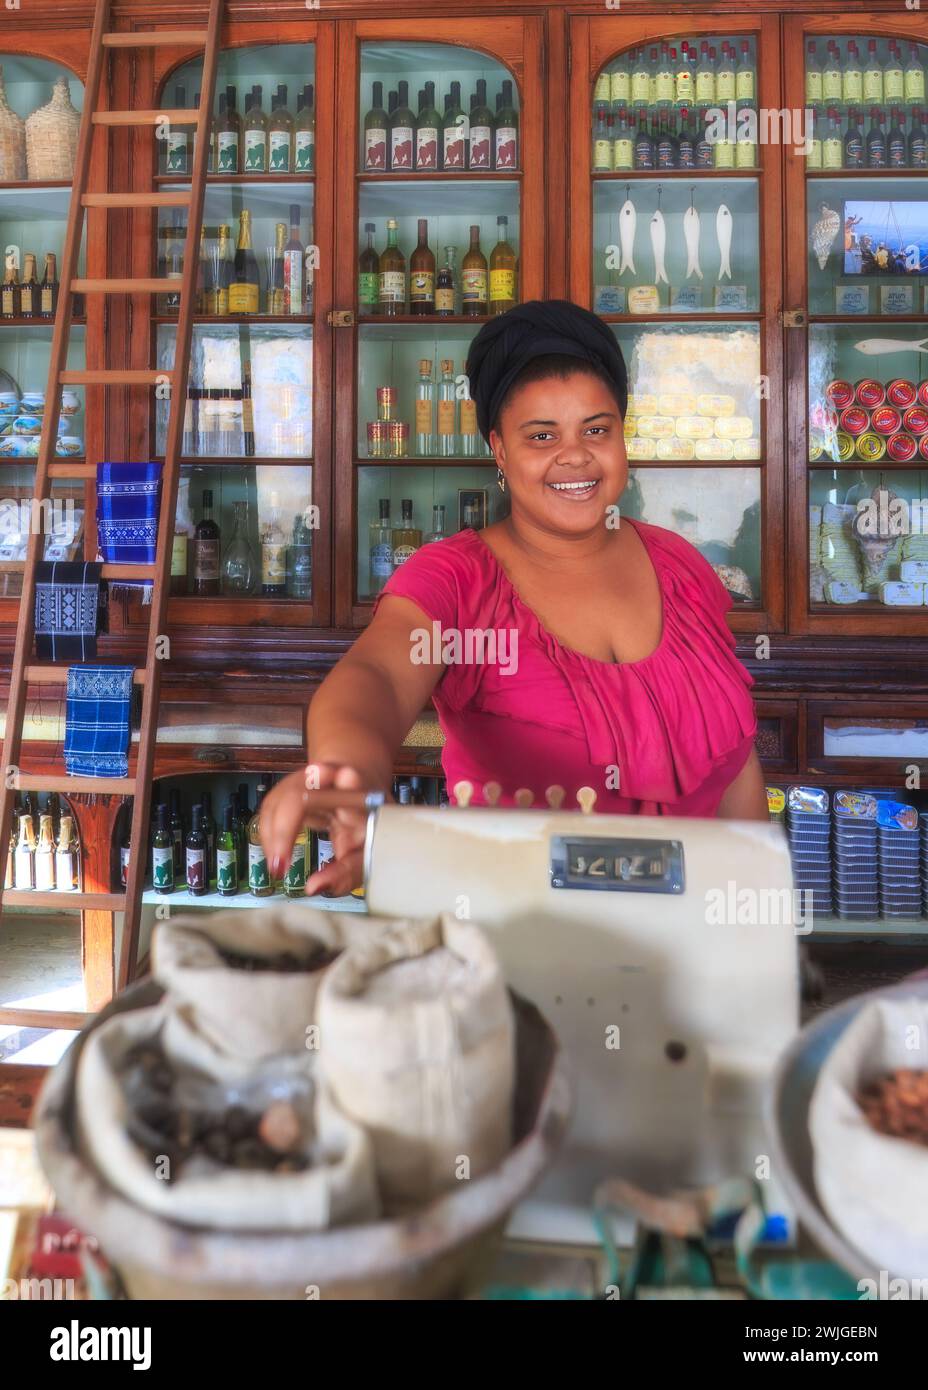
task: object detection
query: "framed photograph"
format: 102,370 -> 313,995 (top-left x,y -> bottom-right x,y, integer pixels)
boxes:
458,488 -> 488,532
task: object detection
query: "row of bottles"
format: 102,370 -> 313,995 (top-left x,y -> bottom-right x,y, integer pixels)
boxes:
363,77 -> 518,171
805,105 -> 928,171
158,207 -> 313,317
1,252 -> 59,320
368,495 -> 489,595
592,104 -> 758,172
365,359 -> 492,460
359,217 -> 517,317
172,490 -> 312,599
5,793 -> 79,892
805,38 -> 926,110
161,83 -> 316,176
594,39 -> 757,115
181,371 -> 255,459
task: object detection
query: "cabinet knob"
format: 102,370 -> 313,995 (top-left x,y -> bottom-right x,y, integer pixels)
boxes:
781,309 -> 807,328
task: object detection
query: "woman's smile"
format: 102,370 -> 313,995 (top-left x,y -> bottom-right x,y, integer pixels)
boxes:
546,477 -> 601,499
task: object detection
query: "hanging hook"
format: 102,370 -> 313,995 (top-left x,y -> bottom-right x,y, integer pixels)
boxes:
690,185 -> 695,212
657,184 -> 662,210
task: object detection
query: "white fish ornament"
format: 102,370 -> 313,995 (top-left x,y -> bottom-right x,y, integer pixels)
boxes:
683,205 -> 702,280
716,204 -> 732,280
618,199 -> 637,275
811,202 -> 841,270
650,208 -> 669,285
854,336 -> 928,357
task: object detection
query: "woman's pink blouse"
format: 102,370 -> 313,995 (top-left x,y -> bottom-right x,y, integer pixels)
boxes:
374,519 -> 757,816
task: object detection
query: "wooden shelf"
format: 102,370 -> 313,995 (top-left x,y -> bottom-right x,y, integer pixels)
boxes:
592,169 -> 760,180
154,314 -> 313,324
807,167 -> 928,177
809,315 -> 928,325
141,885 -> 364,911
0,179 -> 73,191
358,314 -> 491,325
600,312 -> 761,322
155,173 -> 315,185
357,170 -> 521,181
174,456 -> 312,466
356,456 -> 495,467
0,317 -> 85,328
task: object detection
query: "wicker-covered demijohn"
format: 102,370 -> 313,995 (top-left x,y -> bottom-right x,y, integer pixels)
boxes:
26,75 -> 80,181
0,66 -> 26,182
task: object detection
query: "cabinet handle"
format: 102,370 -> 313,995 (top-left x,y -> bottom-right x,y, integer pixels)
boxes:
327,309 -> 355,327
194,747 -> 232,765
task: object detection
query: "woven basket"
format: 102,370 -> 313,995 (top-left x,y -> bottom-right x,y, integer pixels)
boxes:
0,66 -> 26,182
26,76 -> 80,181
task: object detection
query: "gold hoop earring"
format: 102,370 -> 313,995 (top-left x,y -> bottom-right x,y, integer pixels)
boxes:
497,467 -> 506,494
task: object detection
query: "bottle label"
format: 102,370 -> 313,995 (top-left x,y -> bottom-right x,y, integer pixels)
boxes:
843,72 -> 863,103
194,538 -> 220,581
262,541 -> 287,587
676,73 -> 694,103
677,140 -> 695,169
217,131 -> 239,172
889,136 -> 907,167
370,541 -> 393,578
658,140 -> 676,170
495,125 -> 517,168
152,845 -> 173,889
863,72 -> 883,102
295,129 -> 315,171
654,72 -> 674,103
316,836 -> 334,867
285,842 -> 306,889
416,125 -> 439,168
435,285 -> 455,312
185,848 -> 205,890
593,138 -> 613,170
593,75 -> 611,104
906,70 -> 926,103
716,72 -> 736,101
391,124 -> 414,169
1,288 -> 14,315
823,136 -> 843,170
269,129 -> 291,171
911,134 -> 927,166
695,72 -> 715,102
244,129 -> 267,172
284,249 -> 303,313
490,267 -> 515,302
379,269 -> 405,303
636,139 -> 656,171
415,398 -> 433,434
713,139 -> 735,170
19,286 -> 33,315
170,533 -> 187,578
614,136 -> 634,169
242,396 -> 254,432
805,137 -> 822,168
410,270 -> 434,304
844,135 -> 864,166
632,72 -> 651,104
14,847 -> 32,889
736,71 -> 755,102
229,279 -> 259,314
217,847 -> 237,891
469,123 -> 492,168
885,69 -> 904,101
248,841 -> 270,889
805,73 -> 822,103
358,271 -> 379,306
460,398 -> 477,435
56,850 -> 75,889
735,138 -> 756,169
392,543 -> 417,566
611,72 -> 631,104
120,845 -> 130,885
462,267 -> 487,303
35,852 -> 55,891
166,132 -> 188,172
364,126 -> 387,170
438,399 -> 456,435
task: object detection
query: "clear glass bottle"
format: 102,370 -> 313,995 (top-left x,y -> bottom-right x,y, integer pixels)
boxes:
425,504 -> 447,543
287,513 -> 312,598
369,499 -> 393,595
247,783 -> 273,897
460,365 -> 480,458
613,106 -> 634,170
261,490 -> 287,596
392,498 -> 421,567
696,41 -> 715,106
592,102 -> 612,170
34,813 -> 56,891
805,42 -> 822,106
56,814 -> 79,892
436,359 -> 458,458
843,40 -> 863,108
716,41 -> 736,104
863,40 -> 884,106
905,43 -> 925,107
221,500 -> 254,595
415,358 -> 435,456
14,813 -> 34,889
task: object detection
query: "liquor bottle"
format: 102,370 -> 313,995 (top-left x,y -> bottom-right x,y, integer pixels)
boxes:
884,41 -> 904,106
196,225 -> 210,314
221,499 -> 255,595
437,358 -> 458,458
716,41 -> 736,103
822,42 -> 842,104
34,813 -> 55,891
152,805 -> 174,895
696,41 -> 715,106
56,815 -> 79,891
244,85 -> 268,172
247,784 -> 273,897
201,789 -> 216,881
358,221 -> 379,315
424,504 -> 446,544
645,47 -> 659,107
843,41 -> 863,108
208,222 -> 231,315
392,498 -> 421,566
657,111 -> 677,169
677,107 -> 695,168
673,46 -> 693,109
594,67 -> 611,109
631,47 -> 651,107
804,105 -> 823,169
435,246 -> 457,315
736,40 -> 756,108
909,106 -> 927,168
168,787 -> 185,876
284,824 -> 308,897
39,253 -> 58,319
469,77 -> 494,170
287,513 -> 312,598
416,80 -> 441,170
460,366 -> 479,457
634,109 -> 655,169
193,489 -> 221,596
489,214 -> 517,315
805,43 -> 822,105
164,85 -> 189,175
391,79 -> 415,170
313,830 -> 335,876
267,223 -> 286,314
462,224 -> 487,315
735,108 -> 757,169
46,792 -> 61,842
409,218 -> 435,315
185,804 -> 207,896
284,203 -> 305,314
844,108 -> 865,169
613,106 -> 634,170
369,499 -> 393,595
267,85 -> 292,173
415,358 -> 435,456
654,45 -> 674,108
905,44 -> 926,107
364,79 -> 389,170
261,490 -> 287,596
216,805 -> 238,896
229,209 -> 259,314
611,52 -> 631,108
592,102 -> 612,171
294,83 -> 315,173
158,214 -> 185,316
823,106 -> 844,170
230,790 -> 246,882
495,78 -> 518,169
18,253 -> 37,319
866,106 -> 886,167
242,359 -> 255,456
863,40 -> 884,106
378,218 -> 406,316
443,79 -> 468,169
218,86 -> 240,173
13,813 -> 34,889
0,254 -> 17,319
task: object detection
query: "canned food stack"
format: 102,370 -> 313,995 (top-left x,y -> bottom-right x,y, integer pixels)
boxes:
811,378 -> 928,466
831,791 -> 879,920
921,812 -> 928,918
786,785 -> 832,916
877,800 -> 923,921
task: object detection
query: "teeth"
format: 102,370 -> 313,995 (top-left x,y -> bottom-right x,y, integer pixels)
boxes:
549,480 -> 597,490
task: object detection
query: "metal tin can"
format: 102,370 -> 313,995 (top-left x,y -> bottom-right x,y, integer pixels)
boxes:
388,420 -> 409,458
918,380 -> 928,407
919,434 -> 928,460
835,430 -> 855,461
902,405 -> 928,435
855,378 -> 886,409
886,431 -> 917,461
840,405 -> 870,436
825,379 -> 855,409
855,430 -> 885,461
886,378 -> 917,409
367,420 -> 388,458
871,404 -> 902,435
808,428 -> 825,461
376,386 -> 398,421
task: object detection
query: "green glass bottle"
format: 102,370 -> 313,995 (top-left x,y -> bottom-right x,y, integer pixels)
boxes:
284,825 -> 309,896
151,804 -> 174,895
247,780 -> 273,896
216,804 -> 239,896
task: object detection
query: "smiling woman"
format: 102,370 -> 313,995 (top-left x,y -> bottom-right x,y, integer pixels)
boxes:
260,299 -> 767,898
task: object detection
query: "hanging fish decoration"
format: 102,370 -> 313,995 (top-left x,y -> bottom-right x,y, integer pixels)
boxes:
683,205 -> 702,280
854,336 -> 928,356
650,208 -> 669,285
716,204 -> 732,280
811,202 -> 841,270
618,199 -> 636,275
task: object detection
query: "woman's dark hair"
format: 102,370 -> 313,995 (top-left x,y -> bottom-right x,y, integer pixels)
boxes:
490,352 -> 626,435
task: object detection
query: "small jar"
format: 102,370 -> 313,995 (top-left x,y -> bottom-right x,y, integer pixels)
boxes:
388,420 -> 409,458
367,420 -> 388,458
376,386 -> 397,421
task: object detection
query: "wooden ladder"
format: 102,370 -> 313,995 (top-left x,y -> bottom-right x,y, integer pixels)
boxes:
0,0 -> 224,1030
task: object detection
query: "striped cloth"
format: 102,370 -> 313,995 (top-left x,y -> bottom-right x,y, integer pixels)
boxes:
64,665 -> 134,778
96,462 -> 163,593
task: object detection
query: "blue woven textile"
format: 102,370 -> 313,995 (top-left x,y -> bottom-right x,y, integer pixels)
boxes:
34,561 -> 103,661
64,665 -> 135,778
96,462 -> 163,566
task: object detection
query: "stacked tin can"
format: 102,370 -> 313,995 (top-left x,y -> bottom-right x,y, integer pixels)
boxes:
877,799 -> 923,921
921,812 -> 928,918
831,790 -> 878,920
811,378 -> 928,465
785,785 -> 832,916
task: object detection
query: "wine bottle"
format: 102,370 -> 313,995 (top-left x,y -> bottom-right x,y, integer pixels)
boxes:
201,789 -> 217,880
593,102 -> 612,171
261,490 -> 287,596
469,77 -> 494,169
443,79 -> 468,169
268,85 -> 293,172
185,804 -> 207,896
247,783 -> 273,897
843,41 -> 863,108
909,106 -> 927,168
152,805 -> 174,895
168,787 -> 185,876
358,221 -> 379,314
391,80 -> 415,170
165,84 -> 189,175
736,40 -> 756,108
489,214 -> 517,315
244,84 -> 268,173
884,41 -> 904,106
905,43 -> 926,107
18,253 -> 37,319
294,83 -> 315,172
888,107 -> 908,168
364,79 -> 389,170
634,108 -> 655,170
229,208 -> 259,315
435,246 -> 457,315
193,489 -> 221,596
284,203 -> 305,314
0,254 -> 17,319
805,42 -> 822,105
866,105 -> 886,167
416,80 -> 441,170
863,40 -> 884,106
494,79 -> 518,169
462,224 -> 487,315
284,825 -> 309,897
716,41 -> 736,103
844,108 -> 864,169
378,217 -> 406,316
409,217 -> 435,315
216,804 -> 238,895
218,86 -> 240,173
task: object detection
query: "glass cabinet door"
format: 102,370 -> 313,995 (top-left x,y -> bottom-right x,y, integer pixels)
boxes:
786,16 -> 928,634
571,14 -> 785,631
334,20 -> 544,625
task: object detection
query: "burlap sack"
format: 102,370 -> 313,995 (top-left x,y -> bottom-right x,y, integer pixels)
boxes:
75,1004 -> 380,1232
152,903 -> 388,1060
316,913 -> 515,1213
809,995 -> 928,1282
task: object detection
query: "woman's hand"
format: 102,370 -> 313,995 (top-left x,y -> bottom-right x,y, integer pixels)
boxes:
259,762 -> 385,899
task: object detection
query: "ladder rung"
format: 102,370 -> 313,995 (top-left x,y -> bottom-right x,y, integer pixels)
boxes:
0,1008 -> 93,1030
72,278 -> 184,295
49,463 -> 96,478
60,370 -> 171,386
101,30 -> 209,48
93,109 -> 199,127
83,192 -> 192,209
2,889 -> 127,911
15,774 -> 136,795
25,667 -> 146,686
101,564 -> 155,580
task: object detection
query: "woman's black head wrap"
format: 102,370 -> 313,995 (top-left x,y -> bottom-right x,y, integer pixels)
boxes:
464,299 -> 628,440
